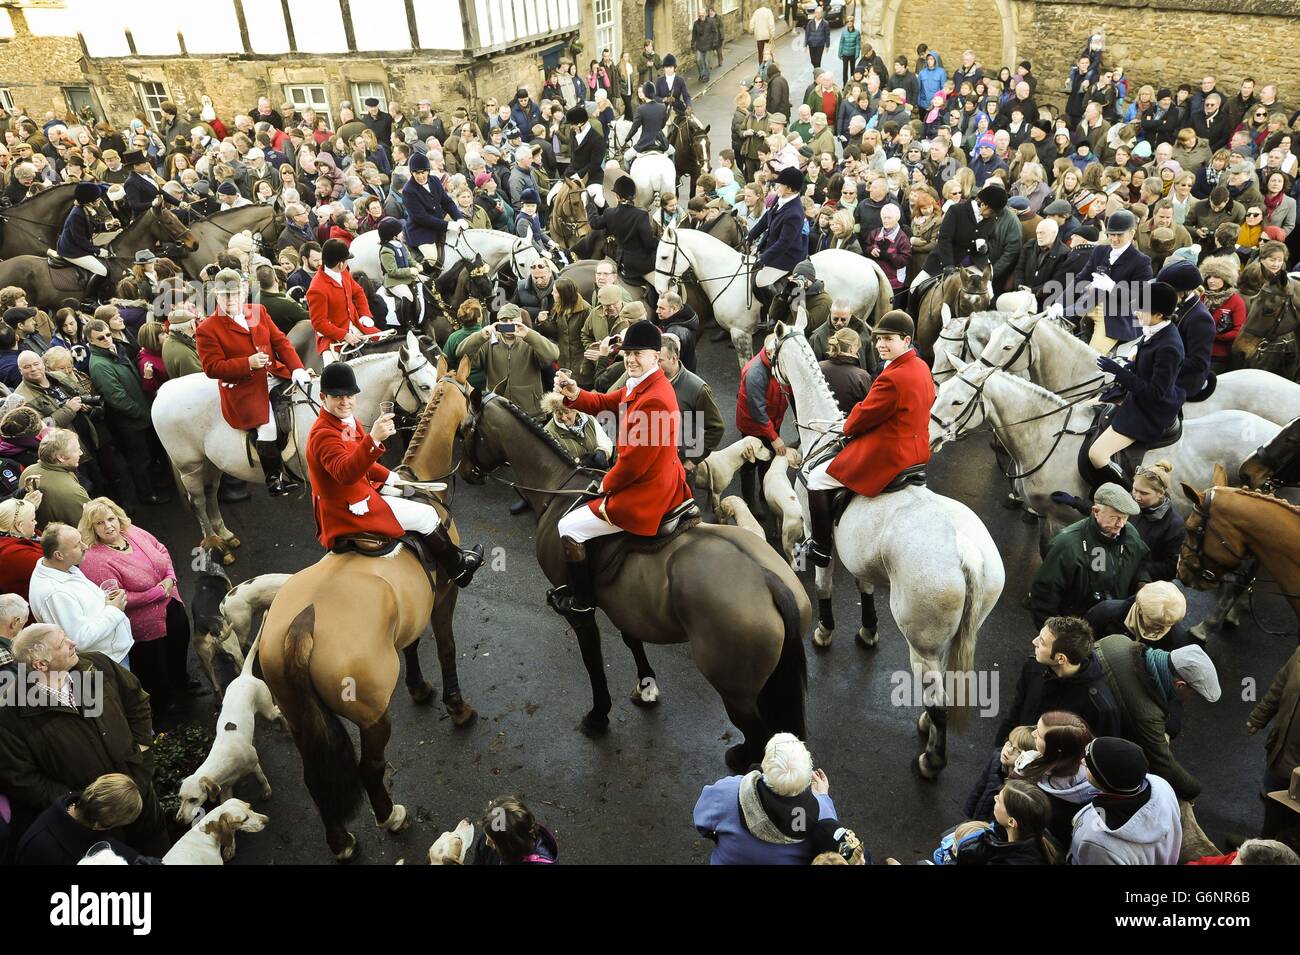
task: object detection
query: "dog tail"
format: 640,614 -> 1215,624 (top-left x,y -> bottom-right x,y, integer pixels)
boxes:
280,605 -> 363,828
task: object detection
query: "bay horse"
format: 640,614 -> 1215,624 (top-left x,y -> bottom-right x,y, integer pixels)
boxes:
0,205 -> 196,311
182,205 -> 278,280
1179,463 -> 1300,627
914,264 -> 993,361
667,112 -> 711,197
546,177 -> 593,251
771,318 -> 1005,778
1240,416 -> 1300,490
259,356 -> 477,861
458,390 -> 811,770
0,182 -> 77,259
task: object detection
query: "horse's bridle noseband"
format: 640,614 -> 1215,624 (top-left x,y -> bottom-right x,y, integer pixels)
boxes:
1181,486 -> 1251,586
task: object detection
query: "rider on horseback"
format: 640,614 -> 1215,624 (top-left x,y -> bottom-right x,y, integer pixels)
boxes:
402,151 -> 466,274
587,178 -> 658,306
307,238 -> 382,363
56,182 -> 118,305
747,167 -> 810,331
305,361 -> 484,587
805,311 -> 935,567
625,83 -> 674,165
566,105 -> 606,203
196,268 -> 312,497
547,320 -> 694,615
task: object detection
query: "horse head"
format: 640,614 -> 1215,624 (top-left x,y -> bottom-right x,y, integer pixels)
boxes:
465,254 -> 495,301
980,310 -> 1046,375
929,354 -> 996,451
654,227 -> 685,293
149,205 -> 199,253
395,329 -> 441,412
458,388 -> 505,484
1177,464 -> 1246,590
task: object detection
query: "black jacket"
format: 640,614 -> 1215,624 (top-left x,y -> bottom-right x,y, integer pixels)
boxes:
587,200 -> 656,276
955,826 -> 1051,865
994,653 -> 1122,744
15,793 -> 147,865
569,125 -> 605,185
934,200 -> 995,271
628,101 -> 670,152
1192,111 -> 1231,152
1011,239 -> 1067,296
1129,501 -> 1187,582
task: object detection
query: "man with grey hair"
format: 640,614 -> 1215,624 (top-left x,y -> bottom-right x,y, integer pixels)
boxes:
652,289 -> 699,371
26,524 -> 133,666
277,201 -> 315,252
0,622 -> 168,854
506,145 -> 541,216
0,592 -> 28,666
809,301 -> 872,372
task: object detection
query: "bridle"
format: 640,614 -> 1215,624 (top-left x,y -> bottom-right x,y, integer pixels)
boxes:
1180,487 -> 1252,587
550,182 -> 591,244
654,229 -> 750,306
459,392 -> 604,496
769,326 -> 846,465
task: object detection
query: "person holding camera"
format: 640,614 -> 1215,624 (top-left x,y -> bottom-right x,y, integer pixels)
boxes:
459,302 -> 560,417
15,350 -> 101,453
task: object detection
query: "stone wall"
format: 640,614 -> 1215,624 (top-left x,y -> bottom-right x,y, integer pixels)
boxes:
0,14 -> 90,120
891,0 -> 1007,80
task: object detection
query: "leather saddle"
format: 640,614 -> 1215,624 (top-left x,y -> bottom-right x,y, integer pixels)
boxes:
829,464 -> 928,525
43,249 -> 90,288
589,499 -> 702,588
1078,404 -> 1182,488
906,268 -> 952,318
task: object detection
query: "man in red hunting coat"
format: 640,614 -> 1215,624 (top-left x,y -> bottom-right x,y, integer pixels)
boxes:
305,361 -> 483,586
548,320 -> 694,615
804,310 -> 935,567
196,268 -> 311,496
307,238 -> 382,361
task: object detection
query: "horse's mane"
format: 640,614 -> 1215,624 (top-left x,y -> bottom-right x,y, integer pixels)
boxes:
401,380 -> 448,467
5,182 -> 75,211
1228,486 -> 1300,519
489,393 -> 579,466
992,367 -> 1071,407
786,331 -> 845,422
344,335 -> 434,365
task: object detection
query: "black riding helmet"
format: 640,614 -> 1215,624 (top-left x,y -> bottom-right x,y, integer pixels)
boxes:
321,362 -> 360,396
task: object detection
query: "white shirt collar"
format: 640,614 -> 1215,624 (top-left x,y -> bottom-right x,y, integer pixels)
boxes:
625,364 -> 662,397
574,125 -> 589,144
1109,241 -> 1132,261
971,203 -> 984,223
775,193 -> 798,210
323,265 -> 343,285
1141,320 -> 1168,340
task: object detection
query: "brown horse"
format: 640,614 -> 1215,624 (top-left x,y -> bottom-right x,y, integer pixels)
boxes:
182,205 -> 278,280
0,206 -> 196,311
915,264 -> 993,361
258,357 -> 476,860
558,257 -> 713,326
458,390 -> 811,770
547,178 -> 593,251
1231,278 -> 1300,380
667,111 -> 711,197
0,183 -> 78,259
1178,463 -> 1300,626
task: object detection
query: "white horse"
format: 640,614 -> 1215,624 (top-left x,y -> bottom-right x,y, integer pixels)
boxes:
628,152 -> 678,209
771,318 -> 1006,779
153,332 -> 440,557
979,310 -> 1300,427
348,227 -> 541,285
932,311 -> 1017,383
928,358 -> 1282,546
654,228 -> 893,368
608,119 -> 634,160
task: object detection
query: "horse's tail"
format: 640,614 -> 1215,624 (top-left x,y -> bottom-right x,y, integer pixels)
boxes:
279,605 -> 364,827
944,547 -> 986,732
871,260 -> 893,328
757,570 -> 808,740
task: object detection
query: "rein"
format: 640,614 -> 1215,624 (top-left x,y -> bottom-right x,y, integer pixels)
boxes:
655,230 -> 752,306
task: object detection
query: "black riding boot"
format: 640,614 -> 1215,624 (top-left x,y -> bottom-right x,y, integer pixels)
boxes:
255,441 -> 301,496
421,522 -> 484,588
218,474 -> 251,503
547,537 -> 596,616
806,489 -> 834,568
82,272 -> 108,306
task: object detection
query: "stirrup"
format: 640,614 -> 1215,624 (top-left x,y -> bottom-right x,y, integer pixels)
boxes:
547,584 -> 594,616
446,545 -> 484,588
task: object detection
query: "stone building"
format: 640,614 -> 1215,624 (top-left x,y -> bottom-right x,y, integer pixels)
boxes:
0,0 -> 760,130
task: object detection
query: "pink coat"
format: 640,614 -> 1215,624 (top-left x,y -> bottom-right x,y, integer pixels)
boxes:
136,347 -> 168,398
79,526 -> 181,642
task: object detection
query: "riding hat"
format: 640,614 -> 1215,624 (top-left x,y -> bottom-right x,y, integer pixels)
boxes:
120,149 -> 147,166
775,166 -> 805,191
566,106 -> 589,126
1105,208 -> 1138,234
612,177 -> 637,201
620,320 -> 662,352
409,151 -> 432,173
662,54 -> 677,69
74,181 -> 107,203
1157,259 -> 1203,292
519,188 -> 540,205
869,309 -> 915,339
975,184 -> 1008,211
321,361 -> 361,397
1143,280 -> 1178,317
377,217 -> 404,243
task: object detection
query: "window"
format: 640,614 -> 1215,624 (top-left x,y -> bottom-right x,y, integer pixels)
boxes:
284,84 -> 332,129
62,86 -> 101,124
351,82 -> 388,113
135,81 -> 170,127
0,90 -> 14,114
719,0 -> 738,12
593,0 -> 617,61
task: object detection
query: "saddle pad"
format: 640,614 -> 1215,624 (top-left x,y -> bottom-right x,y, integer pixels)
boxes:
592,513 -> 701,589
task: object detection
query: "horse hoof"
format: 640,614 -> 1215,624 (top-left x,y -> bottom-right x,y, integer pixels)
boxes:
812,623 -> 833,649
334,833 -> 359,862
724,743 -> 757,772
917,711 -> 931,737
260,787 -> 273,801
409,681 -> 437,705
630,677 -> 660,706
917,754 -> 943,781
380,804 -> 410,833
579,713 -> 610,737
224,536 -> 242,549
855,626 -> 879,649
448,700 -> 477,727
221,551 -> 236,566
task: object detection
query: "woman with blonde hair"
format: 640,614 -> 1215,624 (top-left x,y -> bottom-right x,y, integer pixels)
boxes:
951,165 -> 976,200
15,773 -> 148,865
78,496 -> 194,713
908,186 -> 942,273
0,497 -> 42,600
1128,460 -> 1185,581
827,208 -> 857,251
1012,160 -> 1051,214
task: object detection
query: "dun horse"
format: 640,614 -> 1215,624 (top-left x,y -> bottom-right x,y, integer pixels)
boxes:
914,265 -> 993,361
458,390 -> 812,770
259,357 -> 477,861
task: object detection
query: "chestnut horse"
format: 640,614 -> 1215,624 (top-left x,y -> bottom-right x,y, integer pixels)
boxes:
258,356 -> 476,861
915,264 -> 993,361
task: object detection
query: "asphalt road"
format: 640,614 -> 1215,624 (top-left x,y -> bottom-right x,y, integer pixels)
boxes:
147,31 -> 1298,864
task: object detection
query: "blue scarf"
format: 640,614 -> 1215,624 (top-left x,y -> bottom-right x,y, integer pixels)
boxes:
387,240 -> 410,268
1144,648 -> 1176,703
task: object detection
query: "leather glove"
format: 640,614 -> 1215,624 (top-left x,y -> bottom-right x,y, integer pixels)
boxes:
1096,355 -> 1125,376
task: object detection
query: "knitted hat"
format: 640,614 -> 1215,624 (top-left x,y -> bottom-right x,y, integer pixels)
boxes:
1084,737 -> 1148,795
473,171 -> 492,188
216,180 -> 239,196
977,133 -> 996,150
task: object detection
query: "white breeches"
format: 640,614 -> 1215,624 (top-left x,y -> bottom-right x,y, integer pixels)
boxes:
386,495 -> 441,534
557,503 -> 622,543
64,254 -> 108,277
255,376 -> 277,440
756,266 -> 789,289
805,458 -> 845,491
586,183 -> 605,200
321,349 -> 339,366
